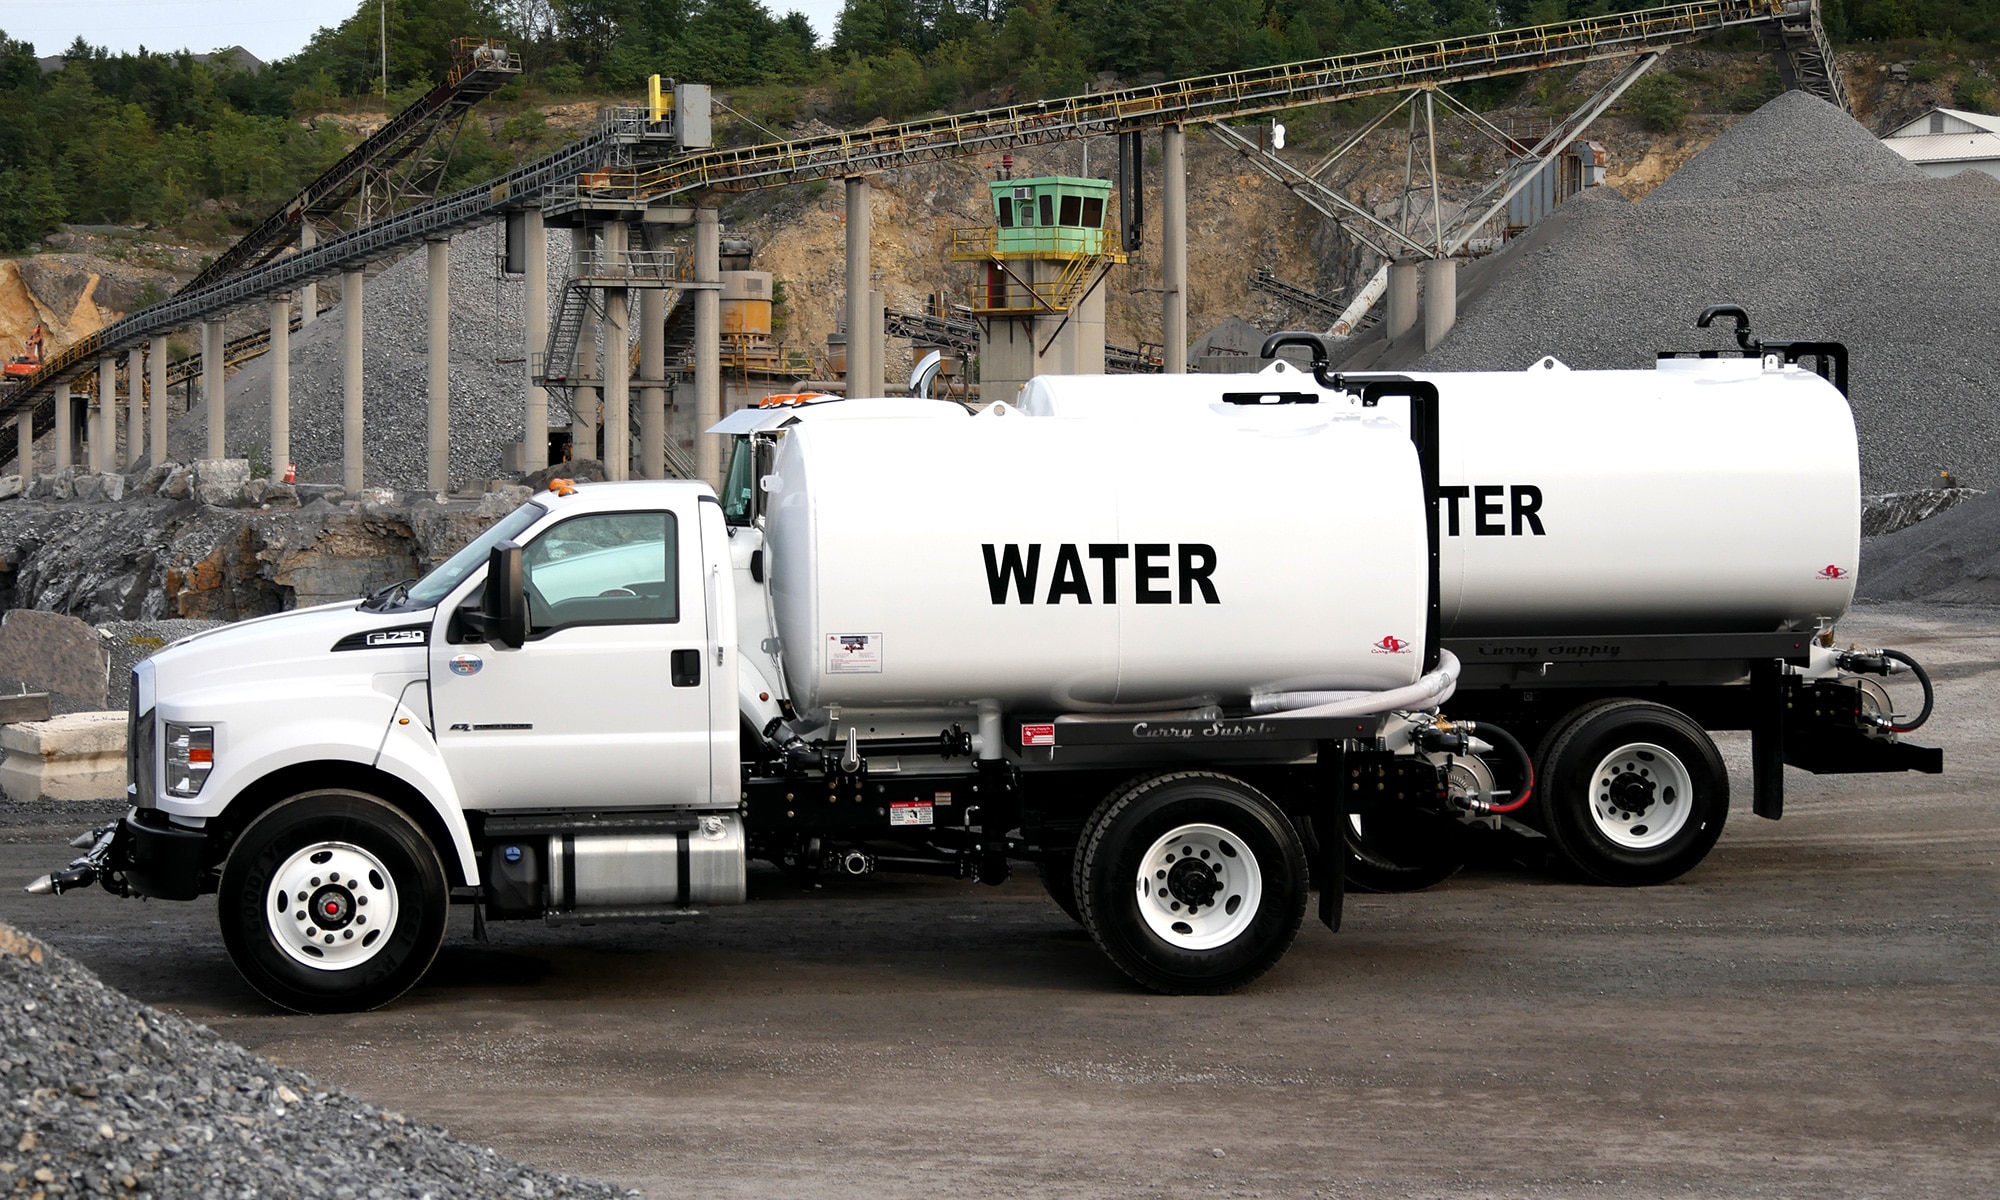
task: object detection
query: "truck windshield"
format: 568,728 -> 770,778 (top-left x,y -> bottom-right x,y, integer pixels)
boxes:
721,436 -> 755,526
393,501 -> 547,611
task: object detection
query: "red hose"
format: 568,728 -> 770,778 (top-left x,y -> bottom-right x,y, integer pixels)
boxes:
1467,721 -> 1535,814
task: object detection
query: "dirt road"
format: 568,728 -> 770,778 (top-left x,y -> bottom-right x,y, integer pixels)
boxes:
3,602 -> 1995,1198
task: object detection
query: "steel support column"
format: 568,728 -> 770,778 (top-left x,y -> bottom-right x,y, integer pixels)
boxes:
268,298 -> 290,485
125,346 -> 144,468
1162,125 -> 1188,373
694,208 -> 722,489
638,228 -> 665,479
53,383 -> 71,469
427,239 -> 452,490
342,270 -> 365,491
603,221 -> 631,481
14,412 -> 31,485
202,320 -> 225,460
148,336 -> 167,467
96,357 -> 116,473
523,207 -> 549,472
844,176 -> 872,396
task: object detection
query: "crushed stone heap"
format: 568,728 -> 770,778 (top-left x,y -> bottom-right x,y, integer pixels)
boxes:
169,224 -> 577,492
1857,487 -> 2000,605
1346,91 -> 2000,493
0,920 -> 633,1199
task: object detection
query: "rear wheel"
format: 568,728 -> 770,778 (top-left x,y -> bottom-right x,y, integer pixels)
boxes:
218,790 -> 449,1013
1073,772 -> 1307,994
1536,701 -> 1728,887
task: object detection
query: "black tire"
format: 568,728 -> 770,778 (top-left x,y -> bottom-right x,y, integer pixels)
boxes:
219,790 -> 450,1013
1341,809 -> 1466,893
1038,848 -> 1082,924
1535,701 -> 1729,887
1072,772 -> 1307,995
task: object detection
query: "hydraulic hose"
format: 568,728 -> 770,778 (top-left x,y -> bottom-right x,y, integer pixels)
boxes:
1462,720 -> 1534,815
1880,649 -> 1934,734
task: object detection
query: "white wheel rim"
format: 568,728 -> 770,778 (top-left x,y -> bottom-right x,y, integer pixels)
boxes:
1588,742 -> 1695,850
1134,823 -> 1263,951
265,841 -> 400,971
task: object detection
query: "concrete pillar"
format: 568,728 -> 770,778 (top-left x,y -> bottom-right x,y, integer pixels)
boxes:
602,221 -> 631,482
1387,259 -> 1422,342
427,238 -> 452,491
638,230 -> 665,480
342,269 -> 365,492
125,346 -> 143,468
694,209 -> 722,490
268,298 -> 290,484
1162,125 -> 1188,374
844,176 -> 872,397
148,336 -> 167,467
1422,258 -> 1458,352
96,357 -> 116,473
299,224 -> 317,327
870,289 -> 887,394
53,383 -> 71,469
15,411 -> 32,485
522,207 -> 549,472
572,227 -> 599,463
201,320 -> 225,460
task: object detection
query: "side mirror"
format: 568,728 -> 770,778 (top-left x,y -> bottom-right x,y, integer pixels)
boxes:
481,542 -> 527,649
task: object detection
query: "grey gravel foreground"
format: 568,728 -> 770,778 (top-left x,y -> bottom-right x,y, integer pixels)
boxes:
0,920 -> 634,1199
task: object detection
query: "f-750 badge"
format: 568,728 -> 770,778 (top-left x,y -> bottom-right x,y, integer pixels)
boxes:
367,629 -> 427,647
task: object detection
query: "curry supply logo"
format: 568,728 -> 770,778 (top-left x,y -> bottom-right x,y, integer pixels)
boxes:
1371,634 -> 1413,655
1817,564 -> 1850,581
826,633 -> 883,674
448,653 -> 483,676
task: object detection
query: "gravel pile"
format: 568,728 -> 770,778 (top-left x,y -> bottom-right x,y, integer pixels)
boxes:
0,919 -> 635,1199
169,225 -> 578,492
1347,91 -> 2000,493
1857,488 -> 2000,605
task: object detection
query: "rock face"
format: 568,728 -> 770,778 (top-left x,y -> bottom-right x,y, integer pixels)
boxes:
0,490 -> 520,625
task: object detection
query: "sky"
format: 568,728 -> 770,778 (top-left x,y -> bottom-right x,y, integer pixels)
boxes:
0,0 -> 844,63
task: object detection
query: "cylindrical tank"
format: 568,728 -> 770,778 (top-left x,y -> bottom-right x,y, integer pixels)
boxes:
720,271 -> 773,336
765,412 -> 1429,712
1020,356 -> 1860,636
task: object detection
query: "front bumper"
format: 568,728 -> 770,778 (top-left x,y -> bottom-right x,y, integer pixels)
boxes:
119,809 -> 211,900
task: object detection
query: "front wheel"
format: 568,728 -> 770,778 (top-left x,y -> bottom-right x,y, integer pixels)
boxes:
1536,701 -> 1729,887
218,790 -> 449,1013
1073,772 -> 1307,994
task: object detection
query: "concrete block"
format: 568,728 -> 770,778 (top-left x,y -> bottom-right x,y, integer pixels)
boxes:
71,474 -> 102,502
193,458 -> 249,507
0,609 -> 109,707
475,486 -> 532,518
0,711 -> 127,802
0,475 -> 21,501
99,473 -> 125,502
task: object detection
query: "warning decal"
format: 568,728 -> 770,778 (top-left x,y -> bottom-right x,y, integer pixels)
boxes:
889,800 -> 934,826
826,633 -> 883,674
1021,723 -> 1056,747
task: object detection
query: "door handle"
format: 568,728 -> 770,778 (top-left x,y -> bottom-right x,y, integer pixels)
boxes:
671,648 -> 701,687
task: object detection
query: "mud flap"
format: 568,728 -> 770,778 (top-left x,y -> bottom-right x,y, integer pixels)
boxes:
1315,740 -> 1345,932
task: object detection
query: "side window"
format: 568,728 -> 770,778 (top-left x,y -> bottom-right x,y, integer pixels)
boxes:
522,511 -> 678,634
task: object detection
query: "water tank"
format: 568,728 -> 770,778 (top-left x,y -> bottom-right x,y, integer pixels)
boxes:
764,412 -> 1429,712
1020,357 -> 1860,636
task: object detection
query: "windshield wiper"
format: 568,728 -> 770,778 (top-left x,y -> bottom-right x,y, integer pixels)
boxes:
361,578 -> 416,612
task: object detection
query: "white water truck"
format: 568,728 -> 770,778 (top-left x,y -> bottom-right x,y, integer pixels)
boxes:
26,306 -> 1939,1012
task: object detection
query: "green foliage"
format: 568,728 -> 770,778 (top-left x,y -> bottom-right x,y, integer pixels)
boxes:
0,163 -> 65,251
1958,75 -> 1997,113
1624,72 -> 1691,133
1728,66 -> 1784,112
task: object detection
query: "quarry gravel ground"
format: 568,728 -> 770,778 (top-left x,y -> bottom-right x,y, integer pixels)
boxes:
0,602 -> 1993,1198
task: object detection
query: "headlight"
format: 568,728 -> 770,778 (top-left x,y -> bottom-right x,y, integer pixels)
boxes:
164,723 -> 214,798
